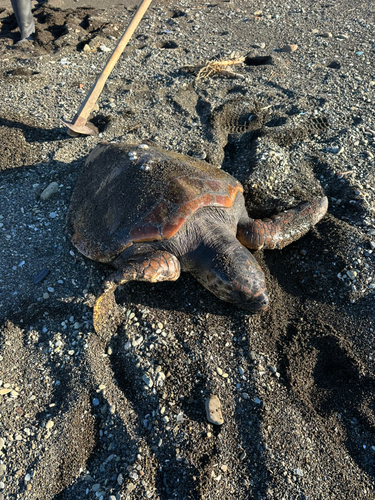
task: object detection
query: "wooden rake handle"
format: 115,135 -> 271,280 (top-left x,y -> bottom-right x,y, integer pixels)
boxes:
62,0 -> 153,135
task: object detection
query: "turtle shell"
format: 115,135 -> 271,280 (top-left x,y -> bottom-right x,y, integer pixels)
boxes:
68,142 -> 243,263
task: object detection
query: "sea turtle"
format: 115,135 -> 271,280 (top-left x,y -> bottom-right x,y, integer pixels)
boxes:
67,142 -> 328,332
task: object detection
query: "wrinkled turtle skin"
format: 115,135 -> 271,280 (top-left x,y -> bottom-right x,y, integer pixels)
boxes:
67,142 -> 328,332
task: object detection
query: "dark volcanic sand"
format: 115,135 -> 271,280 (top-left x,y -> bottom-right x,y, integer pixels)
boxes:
0,0 -> 375,499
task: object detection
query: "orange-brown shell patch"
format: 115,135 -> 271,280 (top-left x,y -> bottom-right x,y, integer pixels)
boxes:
177,194 -> 214,219
162,217 -> 187,239
215,194 -> 234,207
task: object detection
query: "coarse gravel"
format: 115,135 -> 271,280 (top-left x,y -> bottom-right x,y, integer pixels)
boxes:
0,0 -> 375,499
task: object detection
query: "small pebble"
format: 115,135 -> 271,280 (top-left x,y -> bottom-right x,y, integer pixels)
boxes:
46,420 -> 54,430
99,44 -> 111,52
155,371 -> 165,387
205,394 -> 224,425
132,336 -> 143,347
347,270 -> 357,280
253,42 -> 266,49
321,32 -> 333,38
129,471 -> 139,481
281,44 -> 298,53
249,351 -> 257,361
92,398 -> 100,406
33,269 -> 49,285
294,468 -> 304,477
40,182 -> 59,200
142,374 -> 153,388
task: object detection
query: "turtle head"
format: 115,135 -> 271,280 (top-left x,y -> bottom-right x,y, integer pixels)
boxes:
188,242 -> 269,312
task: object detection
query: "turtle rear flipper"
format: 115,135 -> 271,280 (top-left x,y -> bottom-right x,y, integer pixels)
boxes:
93,251 -> 181,335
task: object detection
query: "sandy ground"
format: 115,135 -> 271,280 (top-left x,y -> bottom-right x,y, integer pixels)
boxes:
0,0 -> 375,499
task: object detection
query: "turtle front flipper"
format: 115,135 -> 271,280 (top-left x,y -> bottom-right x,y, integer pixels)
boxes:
237,196 -> 328,250
93,251 -> 181,335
